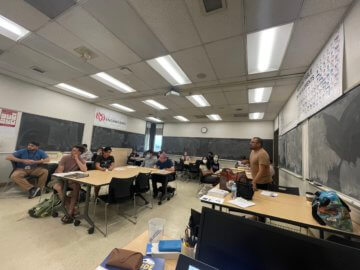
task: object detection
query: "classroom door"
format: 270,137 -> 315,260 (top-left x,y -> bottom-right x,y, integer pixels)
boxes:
273,130 -> 279,185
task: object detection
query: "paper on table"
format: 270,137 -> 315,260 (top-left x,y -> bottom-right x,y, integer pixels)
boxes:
200,195 -> 224,204
114,167 -> 126,171
52,171 -> 83,177
261,191 -> 278,197
127,165 -> 137,168
228,197 -> 255,208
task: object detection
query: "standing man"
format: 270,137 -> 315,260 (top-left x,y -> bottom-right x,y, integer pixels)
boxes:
249,137 -> 272,191
52,145 -> 87,223
80,144 -> 93,161
152,152 -> 175,198
6,142 -> 50,198
94,146 -> 115,197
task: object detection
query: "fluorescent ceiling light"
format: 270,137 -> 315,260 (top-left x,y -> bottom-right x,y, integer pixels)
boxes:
248,87 -> 273,103
147,55 -> 191,86
249,112 -> 265,120
142,99 -> 168,110
0,14 -> 30,41
207,114 -> 222,121
247,23 -> 293,74
91,72 -> 136,93
174,116 -> 189,122
110,103 -> 135,112
186,95 -> 210,107
55,83 -> 98,99
146,117 -> 162,123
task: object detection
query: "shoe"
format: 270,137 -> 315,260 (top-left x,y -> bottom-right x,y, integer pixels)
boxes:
28,187 -> 41,199
152,193 -> 158,199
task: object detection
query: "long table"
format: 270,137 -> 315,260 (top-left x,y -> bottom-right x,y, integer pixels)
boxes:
201,188 -> 360,240
53,166 -> 174,235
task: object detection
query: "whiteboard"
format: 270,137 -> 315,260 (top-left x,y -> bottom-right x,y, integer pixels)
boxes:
296,24 -> 344,123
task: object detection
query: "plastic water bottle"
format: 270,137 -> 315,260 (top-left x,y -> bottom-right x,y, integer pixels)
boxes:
231,183 -> 237,199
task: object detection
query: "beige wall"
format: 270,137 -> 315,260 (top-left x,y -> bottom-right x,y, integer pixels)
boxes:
164,121 -> 274,139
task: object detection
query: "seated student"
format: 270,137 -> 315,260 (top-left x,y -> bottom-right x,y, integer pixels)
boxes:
142,150 -> 157,168
91,147 -> 103,162
207,151 -> 214,164
199,157 -> 219,186
80,144 -> 93,161
211,154 -> 220,173
52,145 -> 87,223
152,152 -> 175,198
94,146 -> 115,197
180,151 -> 191,162
235,156 -> 249,168
6,141 -> 50,199
127,149 -> 139,164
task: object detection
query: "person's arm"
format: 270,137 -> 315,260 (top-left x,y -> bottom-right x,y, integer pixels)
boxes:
75,156 -> 87,172
165,166 -> 175,172
252,164 -> 267,190
6,154 -> 28,163
200,166 -> 212,176
108,162 -> 115,171
55,157 -> 65,173
95,162 -> 106,171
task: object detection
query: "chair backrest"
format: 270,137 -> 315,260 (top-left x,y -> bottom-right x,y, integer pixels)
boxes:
175,161 -> 184,171
135,173 -> 151,192
189,163 -> 199,173
108,177 -> 135,203
9,161 -> 17,178
269,185 -> 300,196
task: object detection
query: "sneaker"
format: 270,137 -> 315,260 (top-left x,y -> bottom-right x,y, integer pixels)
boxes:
28,187 -> 41,199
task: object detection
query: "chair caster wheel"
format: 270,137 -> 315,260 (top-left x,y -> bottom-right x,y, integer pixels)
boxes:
88,227 -> 94,234
167,197 -> 170,201
52,212 -> 58,218
74,220 -> 81,226
158,201 -> 162,205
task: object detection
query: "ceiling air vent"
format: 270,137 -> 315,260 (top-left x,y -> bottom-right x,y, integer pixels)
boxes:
233,113 -> 248,118
30,66 -> 45,73
201,0 -> 227,15
74,46 -> 97,62
194,115 -> 208,119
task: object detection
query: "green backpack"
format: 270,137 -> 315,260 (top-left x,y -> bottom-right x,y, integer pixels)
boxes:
28,194 -> 60,218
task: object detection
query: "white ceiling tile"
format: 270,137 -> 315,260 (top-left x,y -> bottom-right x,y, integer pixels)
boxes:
229,104 -> 249,112
0,0 -> 49,31
166,95 -> 193,108
266,102 -> 284,114
0,35 -> 15,51
129,0 -> 201,52
172,46 -> 217,83
269,85 -> 296,103
185,0 -> 244,43
83,0 -> 168,59
205,35 -> 246,79
279,66 -> 308,76
248,103 -> 268,113
57,7 -> 141,66
247,71 -> 279,81
245,0 -> 303,33
21,33 -> 99,75
300,0 -> 353,18
37,21 -> 117,70
224,89 -> 248,104
275,77 -> 302,86
126,62 -> 170,89
219,76 -> 247,84
281,7 -> 347,69
0,44 -> 84,82
105,68 -> 151,92
203,92 -> 228,106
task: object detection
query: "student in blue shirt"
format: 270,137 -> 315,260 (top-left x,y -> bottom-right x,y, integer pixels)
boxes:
152,152 -> 175,198
6,141 -> 50,198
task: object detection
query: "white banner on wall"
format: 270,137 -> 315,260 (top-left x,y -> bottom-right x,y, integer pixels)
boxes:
94,107 -> 127,131
296,24 -> 344,123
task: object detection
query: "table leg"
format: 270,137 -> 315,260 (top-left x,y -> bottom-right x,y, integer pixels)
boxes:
75,184 -> 97,235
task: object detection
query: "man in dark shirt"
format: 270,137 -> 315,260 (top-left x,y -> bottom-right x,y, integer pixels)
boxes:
94,146 -> 115,197
6,141 -> 50,198
152,152 -> 175,198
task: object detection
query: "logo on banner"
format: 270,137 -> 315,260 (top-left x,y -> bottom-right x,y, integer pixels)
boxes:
94,108 -> 127,130
96,112 -> 106,122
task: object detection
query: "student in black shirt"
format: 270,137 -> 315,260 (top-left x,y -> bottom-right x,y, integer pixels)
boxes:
94,146 -> 115,197
212,154 -> 220,172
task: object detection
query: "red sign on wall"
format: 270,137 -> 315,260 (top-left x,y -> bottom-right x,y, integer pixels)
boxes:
0,108 -> 17,127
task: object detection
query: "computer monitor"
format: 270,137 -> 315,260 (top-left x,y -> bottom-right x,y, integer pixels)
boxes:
196,207 -> 360,270
176,254 -> 218,270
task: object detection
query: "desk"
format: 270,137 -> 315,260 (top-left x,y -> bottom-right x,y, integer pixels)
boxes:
201,188 -> 360,240
54,167 -> 174,235
122,231 -> 177,270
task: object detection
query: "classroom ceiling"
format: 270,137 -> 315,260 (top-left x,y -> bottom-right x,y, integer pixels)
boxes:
0,0 -> 353,123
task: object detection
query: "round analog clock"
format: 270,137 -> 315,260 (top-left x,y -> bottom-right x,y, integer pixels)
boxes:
201,127 -> 208,134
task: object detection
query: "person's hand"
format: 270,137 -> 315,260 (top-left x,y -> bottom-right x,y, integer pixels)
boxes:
252,182 -> 257,191
24,159 -> 35,165
108,168 -> 113,171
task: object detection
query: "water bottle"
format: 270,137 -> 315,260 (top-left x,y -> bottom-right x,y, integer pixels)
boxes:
231,183 -> 237,199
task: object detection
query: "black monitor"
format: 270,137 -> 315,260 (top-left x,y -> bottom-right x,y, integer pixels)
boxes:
196,207 -> 360,270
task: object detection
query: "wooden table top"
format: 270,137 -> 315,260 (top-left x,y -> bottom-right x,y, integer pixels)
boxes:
217,188 -> 360,237
122,231 -> 177,270
58,166 -> 174,186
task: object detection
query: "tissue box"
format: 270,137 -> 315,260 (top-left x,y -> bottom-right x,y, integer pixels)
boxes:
146,242 -> 180,260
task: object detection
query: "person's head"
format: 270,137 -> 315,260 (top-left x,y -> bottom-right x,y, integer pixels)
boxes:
202,157 -> 208,164
159,152 -> 168,162
213,154 -> 219,163
27,142 -> 39,151
145,150 -> 153,158
71,145 -> 85,157
103,146 -> 112,158
96,147 -> 103,155
208,152 -> 214,159
250,137 -> 263,150
82,144 -> 88,150
184,151 -> 188,156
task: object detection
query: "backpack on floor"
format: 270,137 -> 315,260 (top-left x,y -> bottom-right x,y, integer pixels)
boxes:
28,194 -> 60,218
312,191 -> 353,232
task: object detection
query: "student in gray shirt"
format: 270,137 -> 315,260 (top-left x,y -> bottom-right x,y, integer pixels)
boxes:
142,150 -> 157,168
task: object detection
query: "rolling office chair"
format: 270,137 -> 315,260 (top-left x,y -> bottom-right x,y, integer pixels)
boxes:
174,160 -> 186,180
94,177 -> 137,236
188,162 -> 200,180
133,173 -> 153,208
